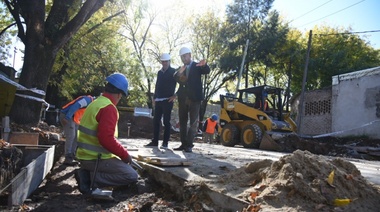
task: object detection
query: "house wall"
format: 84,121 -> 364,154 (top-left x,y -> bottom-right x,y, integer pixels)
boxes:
331,66 -> 380,139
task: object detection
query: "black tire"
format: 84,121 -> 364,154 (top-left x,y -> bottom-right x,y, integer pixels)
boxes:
220,124 -> 240,147
240,124 -> 263,148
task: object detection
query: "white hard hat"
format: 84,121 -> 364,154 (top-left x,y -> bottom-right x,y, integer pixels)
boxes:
160,53 -> 171,61
179,47 -> 191,56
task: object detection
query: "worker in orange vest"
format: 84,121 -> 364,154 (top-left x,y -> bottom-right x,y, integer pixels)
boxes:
203,114 -> 219,144
60,95 -> 94,165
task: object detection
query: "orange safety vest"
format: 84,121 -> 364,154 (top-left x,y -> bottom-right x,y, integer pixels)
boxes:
62,95 -> 93,124
205,118 -> 217,134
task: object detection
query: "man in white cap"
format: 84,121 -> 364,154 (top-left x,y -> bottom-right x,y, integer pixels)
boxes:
145,53 -> 177,148
173,47 -> 210,152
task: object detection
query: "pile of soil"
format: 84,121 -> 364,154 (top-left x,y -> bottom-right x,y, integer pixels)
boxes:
207,150 -> 380,211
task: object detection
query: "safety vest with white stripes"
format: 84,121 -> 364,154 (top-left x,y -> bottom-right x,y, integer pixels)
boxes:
76,95 -> 118,160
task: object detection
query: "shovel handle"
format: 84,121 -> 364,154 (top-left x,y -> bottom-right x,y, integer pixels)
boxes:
90,153 -> 101,190
131,159 -> 143,171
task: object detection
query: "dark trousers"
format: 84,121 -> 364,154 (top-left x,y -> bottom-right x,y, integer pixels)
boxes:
152,100 -> 174,146
178,98 -> 201,148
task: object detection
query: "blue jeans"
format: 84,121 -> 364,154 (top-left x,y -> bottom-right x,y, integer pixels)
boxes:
152,100 -> 174,146
178,98 -> 201,149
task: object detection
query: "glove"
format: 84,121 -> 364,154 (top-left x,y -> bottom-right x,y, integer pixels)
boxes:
123,154 -> 132,164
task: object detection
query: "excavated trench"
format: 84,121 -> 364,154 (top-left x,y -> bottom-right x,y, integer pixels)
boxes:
138,161 -> 250,211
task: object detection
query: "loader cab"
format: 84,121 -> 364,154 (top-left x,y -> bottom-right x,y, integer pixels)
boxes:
237,85 -> 285,121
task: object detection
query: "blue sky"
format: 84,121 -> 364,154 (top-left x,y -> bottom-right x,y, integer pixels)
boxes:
272,0 -> 380,49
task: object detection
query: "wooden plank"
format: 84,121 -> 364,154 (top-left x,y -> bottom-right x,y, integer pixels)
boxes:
9,132 -> 39,145
139,156 -> 192,166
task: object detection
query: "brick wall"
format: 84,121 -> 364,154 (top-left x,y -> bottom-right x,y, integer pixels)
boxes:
299,88 -> 332,135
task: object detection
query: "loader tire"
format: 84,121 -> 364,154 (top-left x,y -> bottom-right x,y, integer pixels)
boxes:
220,124 -> 240,147
241,124 -> 263,148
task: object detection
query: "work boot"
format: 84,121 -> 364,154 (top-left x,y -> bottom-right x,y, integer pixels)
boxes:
74,168 -> 91,194
184,147 -> 192,153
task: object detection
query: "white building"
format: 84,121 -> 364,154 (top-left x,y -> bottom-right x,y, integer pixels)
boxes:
298,66 -> 380,139
331,66 -> 380,138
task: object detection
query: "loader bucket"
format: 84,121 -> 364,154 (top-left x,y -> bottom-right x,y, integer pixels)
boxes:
259,132 -> 283,151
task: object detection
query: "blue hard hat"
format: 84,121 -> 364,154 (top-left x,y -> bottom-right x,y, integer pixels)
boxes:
106,73 -> 129,96
211,114 -> 218,121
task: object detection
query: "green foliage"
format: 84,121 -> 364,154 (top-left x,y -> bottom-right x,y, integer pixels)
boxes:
253,11 -> 289,85
300,25 -> 380,91
221,0 -> 289,91
0,4 -> 17,64
50,1 -> 131,99
190,10 -> 228,100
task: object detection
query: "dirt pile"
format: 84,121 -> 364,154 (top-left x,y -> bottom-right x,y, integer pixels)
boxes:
208,150 -> 380,211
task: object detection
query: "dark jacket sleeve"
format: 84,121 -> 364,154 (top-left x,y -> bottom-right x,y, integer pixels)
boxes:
176,62 -> 210,101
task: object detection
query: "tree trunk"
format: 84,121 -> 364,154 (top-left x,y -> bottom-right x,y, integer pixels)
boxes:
9,0 -> 55,124
7,0 -> 108,125
9,45 -> 57,124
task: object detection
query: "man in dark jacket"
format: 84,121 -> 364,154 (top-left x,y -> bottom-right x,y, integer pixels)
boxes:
173,47 -> 210,152
145,53 -> 177,149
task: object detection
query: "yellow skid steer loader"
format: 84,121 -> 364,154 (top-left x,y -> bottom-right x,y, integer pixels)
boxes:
218,85 -> 297,150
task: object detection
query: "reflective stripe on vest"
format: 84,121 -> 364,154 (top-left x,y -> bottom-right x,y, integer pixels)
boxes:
77,125 -> 110,153
78,125 -> 97,136
76,142 -> 110,154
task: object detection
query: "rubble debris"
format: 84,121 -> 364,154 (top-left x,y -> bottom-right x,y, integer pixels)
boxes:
0,139 -> 23,192
207,150 -> 380,211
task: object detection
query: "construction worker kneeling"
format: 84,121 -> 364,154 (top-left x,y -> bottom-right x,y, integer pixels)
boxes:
74,73 -> 138,199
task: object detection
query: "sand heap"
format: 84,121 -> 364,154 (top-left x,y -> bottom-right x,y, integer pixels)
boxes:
209,150 -> 380,211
